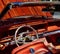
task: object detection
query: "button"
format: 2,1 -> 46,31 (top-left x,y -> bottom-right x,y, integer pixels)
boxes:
10,41 -> 15,45
30,48 -> 35,54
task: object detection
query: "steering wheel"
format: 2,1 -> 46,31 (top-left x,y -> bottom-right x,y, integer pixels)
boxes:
14,25 -> 39,47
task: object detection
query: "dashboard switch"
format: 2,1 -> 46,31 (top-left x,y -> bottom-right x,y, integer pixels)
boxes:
30,48 -> 35,54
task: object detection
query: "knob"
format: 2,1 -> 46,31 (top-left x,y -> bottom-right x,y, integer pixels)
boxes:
30,48 -> 35,54
0,44 -> 3,48
0,44 -> 5,50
